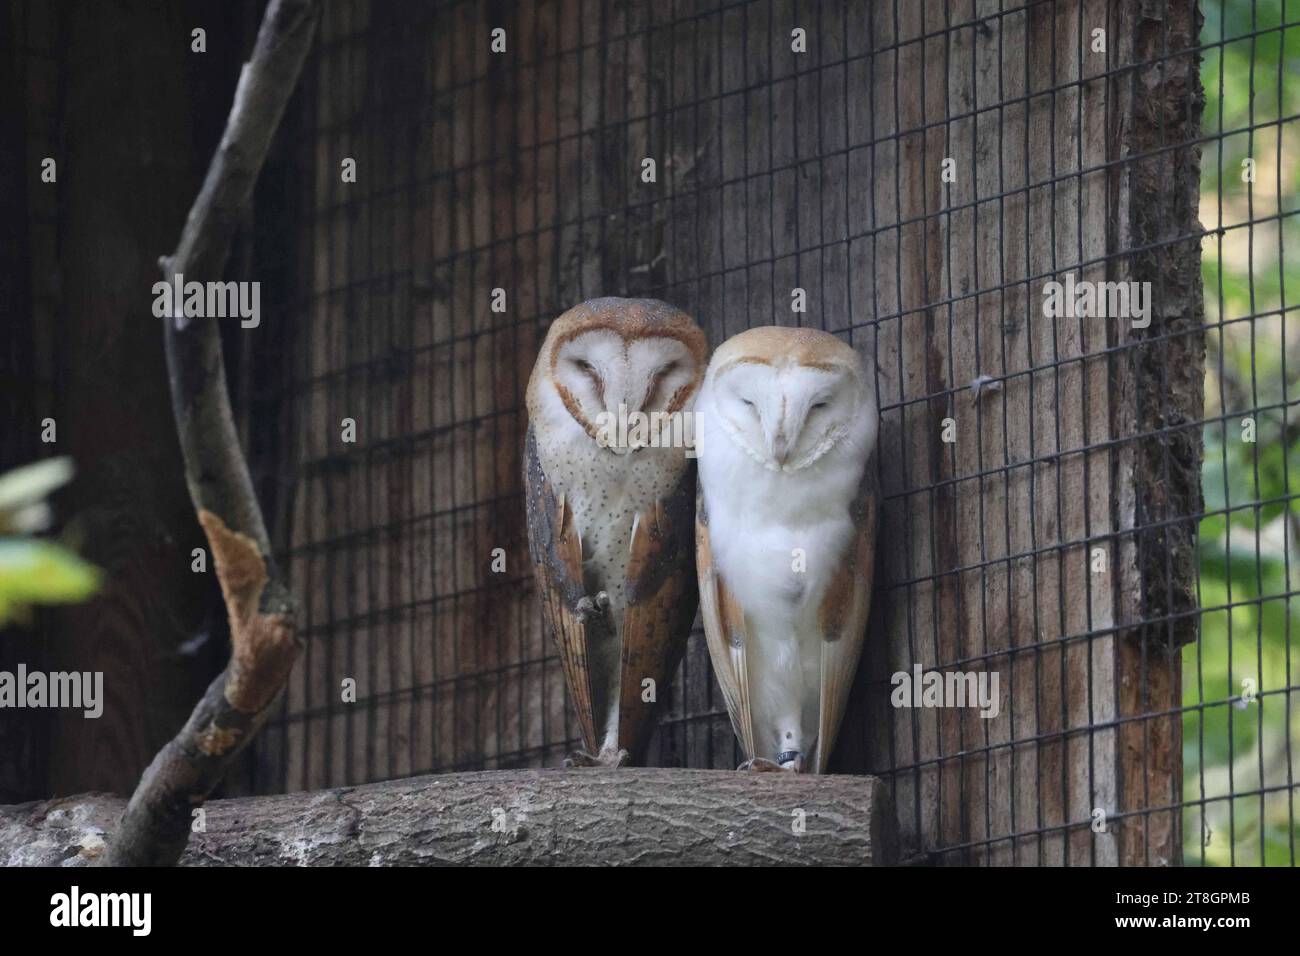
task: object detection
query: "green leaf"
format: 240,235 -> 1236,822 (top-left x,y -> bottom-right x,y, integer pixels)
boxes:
0,457 -> 75,534
0,538 -> 101,627
0,457 -> 74,512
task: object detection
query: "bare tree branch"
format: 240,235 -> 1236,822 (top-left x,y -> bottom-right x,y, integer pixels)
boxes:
104,0 -> 320,867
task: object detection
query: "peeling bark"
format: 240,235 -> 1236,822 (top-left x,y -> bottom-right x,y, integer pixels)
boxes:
199,510 -> 298,716
5,769 -> 896,867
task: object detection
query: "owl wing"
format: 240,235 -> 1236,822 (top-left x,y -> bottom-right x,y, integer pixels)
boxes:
811,448 -> 880,773
524,427 -> 600,753
695,484 -> 757,760
616,460 -> 699,757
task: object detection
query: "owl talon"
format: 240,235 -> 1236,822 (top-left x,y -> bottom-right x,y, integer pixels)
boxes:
574,593 -> 612,622
564,748 -> 631,768
738,757 -> 792,773
564,749 -> 599,767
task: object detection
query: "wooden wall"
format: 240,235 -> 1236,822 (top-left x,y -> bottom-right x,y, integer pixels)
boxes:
0,0 -> 244,802
857,0 -> 1122,866
250,0 -> 1203,866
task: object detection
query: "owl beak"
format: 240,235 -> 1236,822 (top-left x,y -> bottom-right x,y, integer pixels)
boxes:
770,434 -> 791,466
601,400 -> 646,454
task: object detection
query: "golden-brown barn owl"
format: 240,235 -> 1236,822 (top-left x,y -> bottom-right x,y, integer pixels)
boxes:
694,326 -> 879,773
524,297 -> 708,767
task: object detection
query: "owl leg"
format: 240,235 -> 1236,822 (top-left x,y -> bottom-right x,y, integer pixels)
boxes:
567,590 -> 621,769
574,590 -> 611,619
564,747 -> 631,768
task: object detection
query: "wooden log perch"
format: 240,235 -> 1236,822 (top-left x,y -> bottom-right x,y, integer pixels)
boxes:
5,769 -> 897,866
105,0 -> 320,866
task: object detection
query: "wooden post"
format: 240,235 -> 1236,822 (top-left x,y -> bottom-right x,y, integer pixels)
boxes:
1112,0 -> 1205,867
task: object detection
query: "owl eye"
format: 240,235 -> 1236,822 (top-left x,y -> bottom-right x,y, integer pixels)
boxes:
741,398 -> 755,408
571,358 -> 595,373
811,401 -> 829,411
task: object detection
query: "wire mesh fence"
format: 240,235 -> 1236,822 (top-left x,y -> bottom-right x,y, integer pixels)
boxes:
1192,0 -> 1297,867
224,0 -> 1299,866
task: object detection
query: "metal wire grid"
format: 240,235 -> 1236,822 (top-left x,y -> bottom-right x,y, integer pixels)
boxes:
1191,0 -> 1297,867
233,0 -> 1298,866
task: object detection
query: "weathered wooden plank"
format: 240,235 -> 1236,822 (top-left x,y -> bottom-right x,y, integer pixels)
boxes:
857,0 -> 1126,865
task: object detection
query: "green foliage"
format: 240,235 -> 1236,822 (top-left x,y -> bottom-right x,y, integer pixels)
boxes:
0,539 -> 101,627
1188,2 -> 1300,866
0,458 -> 101,627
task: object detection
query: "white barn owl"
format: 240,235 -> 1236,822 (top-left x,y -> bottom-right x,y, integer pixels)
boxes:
695,326 -> 879,772
525,297 -> 708,766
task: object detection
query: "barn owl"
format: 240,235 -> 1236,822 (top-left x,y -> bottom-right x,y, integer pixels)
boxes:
525,297 -> 708,767
694,326 -> 878,773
